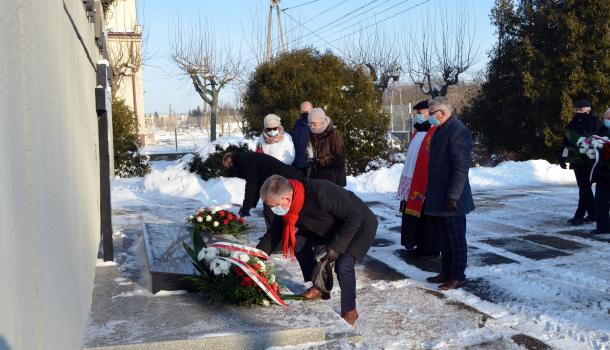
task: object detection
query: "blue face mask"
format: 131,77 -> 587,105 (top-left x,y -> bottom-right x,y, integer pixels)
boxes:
416,114 -> 425,124
271,204 -> 289,216
604,119 -> 610,128
429,115 -> 440,126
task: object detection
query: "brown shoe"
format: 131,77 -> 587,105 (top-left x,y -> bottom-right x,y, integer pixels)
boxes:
438,279 -> 466,290
426,273 -> 448,284
302,286 -> 330,300
341,308 -> 359,326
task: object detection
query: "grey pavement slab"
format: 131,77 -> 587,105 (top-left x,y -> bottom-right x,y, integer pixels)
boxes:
82,265 -> 359,350
521,234 -> 589,251
480,237 -> 570,260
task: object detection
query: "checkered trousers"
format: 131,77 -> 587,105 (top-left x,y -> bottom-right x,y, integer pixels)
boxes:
429,215 -> 467,281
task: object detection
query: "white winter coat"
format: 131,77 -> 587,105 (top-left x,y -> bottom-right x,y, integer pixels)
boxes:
257,133 -> 296,165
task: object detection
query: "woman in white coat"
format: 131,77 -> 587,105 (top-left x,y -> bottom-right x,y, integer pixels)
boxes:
256,114 -> 295,165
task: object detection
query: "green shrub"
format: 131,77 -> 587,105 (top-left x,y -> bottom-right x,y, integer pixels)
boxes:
188,143 -> 251,181
242,48 -> 390,175
112,98 -> 150,177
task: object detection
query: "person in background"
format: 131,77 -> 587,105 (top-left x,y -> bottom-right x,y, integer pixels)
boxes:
397,100 -> 440,258
559,99 -> 600,225
591,108 -> 610,234
424,97 -> 475,290
256,175 -> 378,326
292,101 -> 313,175
307,108 -> 347,187
256,114 -> 295,165
222,152 -> 303,223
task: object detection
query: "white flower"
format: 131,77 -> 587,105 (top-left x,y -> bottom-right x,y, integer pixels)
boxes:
210,258 -> 230,276
213,221 -> 219,227
262,299 -> 270,306
257,259 -> 266,270
579,148 -> 587,154
197,247 -> 218,262
196,216 -> 203,222
189,215 -> 195,220
586,149 -> 596,159
206,215 -> 212,222
231,251 -> 250,262
268,274 -> 276,284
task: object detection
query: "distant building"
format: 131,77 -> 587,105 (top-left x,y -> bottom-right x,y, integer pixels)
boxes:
106,0 -> 146,144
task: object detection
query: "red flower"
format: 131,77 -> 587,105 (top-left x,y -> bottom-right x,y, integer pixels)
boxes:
234,267 -> 245,277
241,277 -> 254,288
251,263 -> 262,270
272,282 -> 279,292
239,218 -> 245,224
223,220 -> 229,225
218,210 -> 225,217
227,213 -> 233,220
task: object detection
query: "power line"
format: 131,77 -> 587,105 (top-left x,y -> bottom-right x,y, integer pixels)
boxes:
281,10 -> 346,55
283,0 -> 321,11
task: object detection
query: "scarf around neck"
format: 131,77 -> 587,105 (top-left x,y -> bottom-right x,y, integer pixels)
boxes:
262,126 -> 285,144
281,180 -> 305,258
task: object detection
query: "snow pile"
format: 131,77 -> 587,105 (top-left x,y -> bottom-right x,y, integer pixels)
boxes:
469,159 -> 575,189
347,159 -> 575,194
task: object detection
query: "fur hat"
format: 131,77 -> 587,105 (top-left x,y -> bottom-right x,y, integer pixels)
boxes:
263,114 -> 282,128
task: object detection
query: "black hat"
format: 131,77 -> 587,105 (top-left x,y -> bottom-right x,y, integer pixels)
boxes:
413,100 -> 429,111
574,99 -> 591,108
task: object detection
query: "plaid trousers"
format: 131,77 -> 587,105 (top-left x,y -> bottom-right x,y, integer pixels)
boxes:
429,215 -> 467,281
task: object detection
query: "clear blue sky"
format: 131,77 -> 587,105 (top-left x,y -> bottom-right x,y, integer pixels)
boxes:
138,0 -> 497,114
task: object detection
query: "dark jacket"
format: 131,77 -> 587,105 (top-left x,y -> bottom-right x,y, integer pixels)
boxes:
414,120 -> 431,132
231,152 -> 304,213
309,123 -> 347,187
592,124 -> 610,183
292,115 -> 310,169
425,115 -> 475,216
257,179 -> 378,261
562,113 -> 600,168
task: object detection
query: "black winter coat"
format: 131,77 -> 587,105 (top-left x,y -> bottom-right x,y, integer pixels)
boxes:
230,152 -> 304,213
309,123 -> 347,187
562,113 -> 601,168
256,179 -> 378,261
292,115 -> 310,169
592,125 -> 610,183
425,115 -> 475,216
414,120 -> 431,132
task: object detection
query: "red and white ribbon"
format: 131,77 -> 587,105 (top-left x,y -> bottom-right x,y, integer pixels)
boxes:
217,257 -> 287,306
210,242 -> 270,261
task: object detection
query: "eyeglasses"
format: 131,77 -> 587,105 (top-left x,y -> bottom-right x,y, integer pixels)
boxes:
429,110 -> 441,115
265,127 -> 279,131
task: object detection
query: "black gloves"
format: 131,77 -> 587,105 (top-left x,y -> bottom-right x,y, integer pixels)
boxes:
445,199 -> 458,212
559,159 -> 567,169
322,248 -> 340,264
239,207 -> 250,217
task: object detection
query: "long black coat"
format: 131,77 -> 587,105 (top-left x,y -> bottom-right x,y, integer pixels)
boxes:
257,179 -> 378,260
562,113 -> 600,168
425,115 -> 475,216
231,152 -> 304,213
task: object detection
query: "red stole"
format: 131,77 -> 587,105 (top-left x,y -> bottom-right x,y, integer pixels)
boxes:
281,180 -> 305,258
404,127 -> 437,217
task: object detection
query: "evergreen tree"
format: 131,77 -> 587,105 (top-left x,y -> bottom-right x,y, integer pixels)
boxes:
242,48 -> 390,175
463,0 -> 610,160
112,98 -> 150,177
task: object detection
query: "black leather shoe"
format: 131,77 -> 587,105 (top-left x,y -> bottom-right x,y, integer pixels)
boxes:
426,274 -> 448,284
568,217 -> 584,226
583,216 -> 595,223
439,279 -> 467,290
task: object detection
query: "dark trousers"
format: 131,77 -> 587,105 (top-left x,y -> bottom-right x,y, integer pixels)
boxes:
574,166 -> 595,219
595,181 -> 610,231
429,215 -> 467,281
401,214 -> 440,254
294,234 -> 357,314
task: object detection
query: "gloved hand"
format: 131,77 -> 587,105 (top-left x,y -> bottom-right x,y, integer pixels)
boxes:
445,199 -> 458,212
559,159 -> 567,169
322,248 -> 340,264
239,207 -> 250,217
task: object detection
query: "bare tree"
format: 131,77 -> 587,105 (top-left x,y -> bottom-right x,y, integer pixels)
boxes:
403,2 -> 478,97
107,30 -> 143,100
170,16 -> 242,141
344,24 -> 402,95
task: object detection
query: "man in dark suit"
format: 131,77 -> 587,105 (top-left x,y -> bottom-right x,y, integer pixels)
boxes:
424,97 -> 475,290
222,152 -> 303,222
256,175 -> 378,326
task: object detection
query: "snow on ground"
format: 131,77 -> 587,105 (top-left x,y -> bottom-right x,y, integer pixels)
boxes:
111,139 -> 609,349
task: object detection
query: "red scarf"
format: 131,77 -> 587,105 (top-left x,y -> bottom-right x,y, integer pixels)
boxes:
404,127 -> 437,217
281,180 -> 305,258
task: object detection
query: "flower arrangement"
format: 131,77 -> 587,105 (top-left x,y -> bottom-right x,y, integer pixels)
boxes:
577,136 -> 610,160
183,230 -> 286,306
186,208 -> 247,236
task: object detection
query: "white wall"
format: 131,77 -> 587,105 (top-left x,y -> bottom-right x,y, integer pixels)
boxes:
0,1 -> 101,349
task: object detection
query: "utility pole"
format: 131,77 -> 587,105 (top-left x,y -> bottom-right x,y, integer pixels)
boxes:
266,0 -> 285,62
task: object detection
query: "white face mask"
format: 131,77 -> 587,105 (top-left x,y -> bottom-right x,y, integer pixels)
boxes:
266,130 -> 279,137
271,204 -> 289,216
